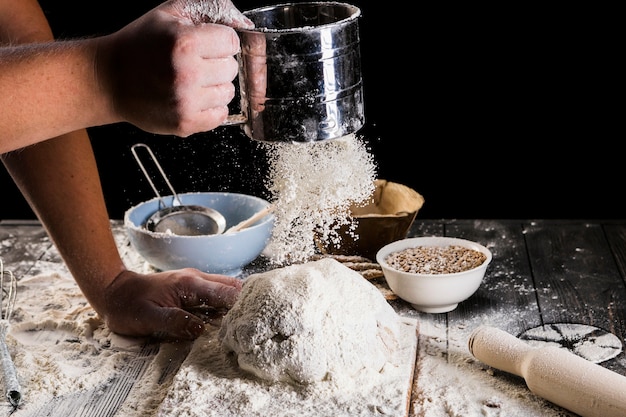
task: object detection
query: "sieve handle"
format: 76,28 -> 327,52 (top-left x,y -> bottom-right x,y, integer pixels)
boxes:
130,143 -> 182,209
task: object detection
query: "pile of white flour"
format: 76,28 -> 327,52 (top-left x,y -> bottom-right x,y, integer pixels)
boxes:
156,258 -> 417,417
219,258 -> 401,385
3,256 -> 415,417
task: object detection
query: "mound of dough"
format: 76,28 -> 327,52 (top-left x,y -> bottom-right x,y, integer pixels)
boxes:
219,258 -> 400,385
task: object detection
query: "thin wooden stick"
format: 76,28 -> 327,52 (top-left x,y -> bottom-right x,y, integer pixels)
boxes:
224,205 -> 274,235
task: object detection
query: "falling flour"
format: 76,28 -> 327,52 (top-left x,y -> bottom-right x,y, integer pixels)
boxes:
262,134 -> 377,265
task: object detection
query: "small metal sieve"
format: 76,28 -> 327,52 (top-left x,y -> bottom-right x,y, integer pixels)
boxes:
130,144 -> 226,236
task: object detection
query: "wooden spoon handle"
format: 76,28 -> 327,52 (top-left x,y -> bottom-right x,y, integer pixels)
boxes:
224,205 -> 274,234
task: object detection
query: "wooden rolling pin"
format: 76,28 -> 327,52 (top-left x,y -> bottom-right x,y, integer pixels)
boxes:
468,325 -> 626,417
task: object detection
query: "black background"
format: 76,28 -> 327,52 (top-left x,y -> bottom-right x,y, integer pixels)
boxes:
1,1 -> 621,220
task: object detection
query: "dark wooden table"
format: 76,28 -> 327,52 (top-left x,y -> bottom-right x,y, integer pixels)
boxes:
398,219 -> 626,416
1,219 -> 625,417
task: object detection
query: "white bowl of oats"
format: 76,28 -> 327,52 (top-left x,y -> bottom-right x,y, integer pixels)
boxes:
376,237 -> 492,313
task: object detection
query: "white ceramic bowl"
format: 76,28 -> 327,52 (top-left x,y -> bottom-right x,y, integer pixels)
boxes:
124,192 -> 274,276
376,236 -> 492,313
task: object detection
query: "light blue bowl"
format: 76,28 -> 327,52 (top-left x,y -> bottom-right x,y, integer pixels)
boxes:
124,192 -> 274,276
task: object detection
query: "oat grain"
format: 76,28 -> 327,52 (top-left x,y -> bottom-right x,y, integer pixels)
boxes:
385,245 -> 487,274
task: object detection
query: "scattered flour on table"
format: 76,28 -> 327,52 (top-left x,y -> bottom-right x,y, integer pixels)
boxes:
262,133 -> 377,264
406,318 -> 580,417
519,322 -> 622,363
5,273 -> 147,417
156,259 -> 418,417
2,227 -> 603,417
2,269 -> 583,417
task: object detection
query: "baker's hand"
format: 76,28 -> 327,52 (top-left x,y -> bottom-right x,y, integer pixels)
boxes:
101,268 -> 242,340
96,0 -> 254,137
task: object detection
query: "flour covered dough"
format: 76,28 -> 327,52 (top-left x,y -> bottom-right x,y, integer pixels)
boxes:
219,258 -> 401,385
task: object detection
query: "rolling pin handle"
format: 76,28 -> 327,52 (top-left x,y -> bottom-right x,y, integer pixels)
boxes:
468,326 -> 626,417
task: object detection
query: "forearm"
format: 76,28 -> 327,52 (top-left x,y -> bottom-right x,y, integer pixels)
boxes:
0,0 -> 118,153
1,134 -> 126,314
1,0 -> 251,154
0,0 -> 250,340
0,0 -> 52,43
0,0 -> 125,316
0,39 -> 117,154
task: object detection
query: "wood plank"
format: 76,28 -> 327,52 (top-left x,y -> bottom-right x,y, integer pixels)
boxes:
446,220 -> 539,335
0,221 -> 53,278
30,343 -> 160,417
523,221 -> 626,375
598,223 -> 626,374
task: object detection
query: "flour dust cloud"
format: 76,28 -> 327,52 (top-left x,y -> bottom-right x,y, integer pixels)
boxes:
261,134 -> 377,265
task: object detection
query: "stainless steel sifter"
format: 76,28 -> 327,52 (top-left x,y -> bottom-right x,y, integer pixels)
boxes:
222,2 -> 365,143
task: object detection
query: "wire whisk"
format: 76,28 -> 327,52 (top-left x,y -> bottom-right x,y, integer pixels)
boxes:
0,258 -> 20,409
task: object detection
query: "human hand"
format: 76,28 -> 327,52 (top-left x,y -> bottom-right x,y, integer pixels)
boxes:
100,268 -> 242,340
169,0 -> 254,26
96,0 -> 254,137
